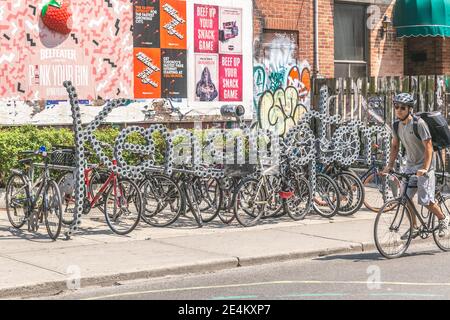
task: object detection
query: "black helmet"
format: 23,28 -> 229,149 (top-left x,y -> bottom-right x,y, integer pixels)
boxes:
393,93 -> 415,108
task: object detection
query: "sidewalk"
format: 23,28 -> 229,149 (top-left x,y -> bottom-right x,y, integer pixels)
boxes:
0,209 -> 379,298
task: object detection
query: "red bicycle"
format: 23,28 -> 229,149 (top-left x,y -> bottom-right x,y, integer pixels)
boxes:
58,156 -> 142,236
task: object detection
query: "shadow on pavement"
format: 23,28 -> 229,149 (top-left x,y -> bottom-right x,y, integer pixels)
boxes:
314,250 -> 438,263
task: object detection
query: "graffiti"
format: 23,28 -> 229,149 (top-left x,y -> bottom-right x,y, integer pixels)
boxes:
258,86 -> 308,136
253,61 -> 312,136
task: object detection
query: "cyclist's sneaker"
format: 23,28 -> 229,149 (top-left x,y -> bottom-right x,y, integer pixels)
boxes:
438,216 -> 450,238
400,228 -> 420,240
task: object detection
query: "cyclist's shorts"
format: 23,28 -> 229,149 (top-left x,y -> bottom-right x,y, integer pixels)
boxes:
403,170 -> 436,206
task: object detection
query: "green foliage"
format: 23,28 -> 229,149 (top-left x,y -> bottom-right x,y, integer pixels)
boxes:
0,126 -> 168,187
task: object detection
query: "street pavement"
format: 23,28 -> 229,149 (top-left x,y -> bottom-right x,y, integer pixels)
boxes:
37,243 -> 450,300
0,204 -> 446,300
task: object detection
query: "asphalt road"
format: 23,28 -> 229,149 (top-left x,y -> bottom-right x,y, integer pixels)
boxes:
33,242 -> 450,300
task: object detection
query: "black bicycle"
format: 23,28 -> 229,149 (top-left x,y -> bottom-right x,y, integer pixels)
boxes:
374,171 -> 450,259
5,147 -> 63,240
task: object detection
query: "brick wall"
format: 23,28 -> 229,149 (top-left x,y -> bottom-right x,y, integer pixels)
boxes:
253,0 -> 405,78
369,2 -> 404,77
253,0 -> 314,69
404,38 -> 445,75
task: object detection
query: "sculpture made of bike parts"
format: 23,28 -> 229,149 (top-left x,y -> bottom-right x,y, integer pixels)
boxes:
283,85 -> 392,208
63,81 -> 280,238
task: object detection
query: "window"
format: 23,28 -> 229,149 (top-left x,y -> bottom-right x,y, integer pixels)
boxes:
334,3 -> 368,78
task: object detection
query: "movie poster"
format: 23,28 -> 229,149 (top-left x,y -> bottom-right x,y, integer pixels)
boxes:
134,0 -> 161,48
219,7 -> 242,54
161,49 -> 187,98
194,54 -> 219,102
160,0 -> 187,49
134,48 -> 162,98
194,4 -> 219,54
219,54 -> 242,101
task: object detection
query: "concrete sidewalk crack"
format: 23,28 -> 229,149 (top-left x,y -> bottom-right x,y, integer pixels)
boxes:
276,228 -> 364,248
0,254 -> 66,276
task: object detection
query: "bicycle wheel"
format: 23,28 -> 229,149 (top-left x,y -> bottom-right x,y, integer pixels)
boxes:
140,174 -> 184,227
374,199 -> 412,259
284,176 -> 312,221
433,196 -> 450,252
335,172 -> 364,216
194,177 -> 222,223
184,182 -> 203,227
233,178 -> 266,227
5,173 -> 30,229
363,172 -> 401,212
43,180 -> 63,240
218,177 -> 237,224
57,171 -> 77,225
313,173 -> 340,218
261,175 -> 284,219
104,179 -> 142,235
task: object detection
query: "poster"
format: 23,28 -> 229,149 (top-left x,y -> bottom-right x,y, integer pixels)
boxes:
194,4 -> 219,53
219,54 -> 242,101
134,0 -> 161,48
28,39 -> 94,100
161,49 -> 187,98
219,7 -> 242,54
134,48 -> 162,98
195,54 -> 219,102
160,0 -> 187,49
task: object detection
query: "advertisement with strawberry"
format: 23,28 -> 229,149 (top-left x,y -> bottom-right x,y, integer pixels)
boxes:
41,0 -> 73,35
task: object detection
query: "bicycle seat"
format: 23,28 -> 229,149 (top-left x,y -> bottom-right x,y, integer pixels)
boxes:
18,158 -> 33,165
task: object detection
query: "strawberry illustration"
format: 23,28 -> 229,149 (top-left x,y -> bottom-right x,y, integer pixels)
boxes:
41,0 -> 73,35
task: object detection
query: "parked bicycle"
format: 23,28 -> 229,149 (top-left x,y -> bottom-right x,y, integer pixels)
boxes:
58,144 -> 143,235
5,147 -> 62,240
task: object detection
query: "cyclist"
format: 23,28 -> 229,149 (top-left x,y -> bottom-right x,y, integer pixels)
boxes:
382,93 -> 449,238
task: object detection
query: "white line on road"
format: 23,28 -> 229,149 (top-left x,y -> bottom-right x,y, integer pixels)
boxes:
83,280 -> 450,300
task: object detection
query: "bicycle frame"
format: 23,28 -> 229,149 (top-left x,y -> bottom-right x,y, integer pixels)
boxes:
390,176 -> 439,235
24,162 -> 52,213
84,163 -> 123,210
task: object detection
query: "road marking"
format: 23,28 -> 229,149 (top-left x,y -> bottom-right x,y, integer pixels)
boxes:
212,295 -> 258,300
280,293 -> 347,298
83,280 -> 450,300
369,293 -> 444,298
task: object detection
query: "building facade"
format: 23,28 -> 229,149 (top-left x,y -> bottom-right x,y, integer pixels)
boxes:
253,0 -> 450,79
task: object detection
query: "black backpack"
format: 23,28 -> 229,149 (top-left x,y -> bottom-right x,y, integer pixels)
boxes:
393,112 -> 450,151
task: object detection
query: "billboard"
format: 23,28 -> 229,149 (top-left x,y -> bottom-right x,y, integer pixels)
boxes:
0,0 -> 253,124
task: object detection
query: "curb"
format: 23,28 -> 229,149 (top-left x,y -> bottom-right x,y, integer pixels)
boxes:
0,242 -> 376,299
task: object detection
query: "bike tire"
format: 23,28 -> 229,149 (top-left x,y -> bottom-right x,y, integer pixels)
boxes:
194,177 -> 223,223
140,174 -> 184,227
335,171 -> 365,216
363,171 -> 401,213
184,182 -> 203,227
433,197 -> 450,252
5,173 -> 30,229
233,178 -> 266,227
313,173 -> 340,218
284,176 -> 312,221
374,199 -> 412,259
43,180 -> 63,240
104,179 -> 142,235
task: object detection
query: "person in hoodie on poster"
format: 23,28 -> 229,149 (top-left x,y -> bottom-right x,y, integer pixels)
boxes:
196,67 -> 218,102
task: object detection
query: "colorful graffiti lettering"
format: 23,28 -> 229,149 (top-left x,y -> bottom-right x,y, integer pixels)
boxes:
258,86 -> 308,136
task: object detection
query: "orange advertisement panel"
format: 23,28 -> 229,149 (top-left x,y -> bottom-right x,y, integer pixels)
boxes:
133,48 -> 162,99
160,0 -> 187,49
